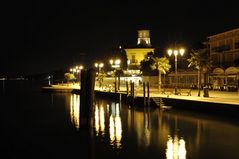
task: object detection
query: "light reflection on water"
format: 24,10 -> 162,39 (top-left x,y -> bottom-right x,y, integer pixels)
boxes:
166,135 -> 186,159
70,94 -> 80,130
94,102 -> 105,136
69,95 -> 123,149
68,94 -> 186,153
67,94 -> 239,158
95,101 -> 122,149
109,102 -> 122,149
2,80 -> 239,159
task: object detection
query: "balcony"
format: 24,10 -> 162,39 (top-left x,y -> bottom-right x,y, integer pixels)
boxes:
211,45 -> 231,52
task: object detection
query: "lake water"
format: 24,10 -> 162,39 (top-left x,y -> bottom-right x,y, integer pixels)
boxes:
1,80 -> 239,159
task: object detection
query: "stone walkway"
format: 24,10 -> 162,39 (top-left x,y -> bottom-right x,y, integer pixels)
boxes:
99,87 -> 239,105
151,90 -> 239,105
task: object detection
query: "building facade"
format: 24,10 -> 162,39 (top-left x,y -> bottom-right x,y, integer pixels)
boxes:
208,28 -> 239,68
164,28 -> 239,91
124,30 -> 154,75
208,28 -> 239,90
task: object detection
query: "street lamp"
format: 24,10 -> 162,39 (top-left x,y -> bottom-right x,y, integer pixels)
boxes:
77,65 -> 83,82
70,65 -> 84,83
95,62 -> 104,74
79,65 -> 83,70
109,59 -> 121,92
95,62 -> 104,89
167,48 -> 185,94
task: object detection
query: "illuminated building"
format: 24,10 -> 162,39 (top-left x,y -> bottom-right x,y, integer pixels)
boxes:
208,28 -> 239,90
164,28 -> 239,90
124,30 -> 154,75
208,28 -> 239,67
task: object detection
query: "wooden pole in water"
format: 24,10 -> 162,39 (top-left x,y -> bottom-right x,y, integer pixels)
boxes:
126,80 -> 129,96
80,69 -> 87,117
129,80 -> 134,105
118,75 -> 120,91
80,68 -> 96,129
114,80 -> 117,93
131,81 -> 133,97
147,82 -> 150,106
143,82 -> 146,106
132,82 -> 135,105
87,68 -> 96,107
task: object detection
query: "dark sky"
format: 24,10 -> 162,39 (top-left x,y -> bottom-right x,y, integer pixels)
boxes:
2,0 -> 239,77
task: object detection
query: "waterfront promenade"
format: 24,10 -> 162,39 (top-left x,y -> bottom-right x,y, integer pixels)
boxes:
145,89 -> 239,105
42,83 -> 239,106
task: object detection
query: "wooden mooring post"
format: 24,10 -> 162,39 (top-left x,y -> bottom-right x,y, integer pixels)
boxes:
80,68 -> 96,129
132,81 -> 135,98
143,82 -> 146,106
147,82 -> 150,106
126,81 -> 129,96
129,81 -> 135,105
114,81 -> 117,93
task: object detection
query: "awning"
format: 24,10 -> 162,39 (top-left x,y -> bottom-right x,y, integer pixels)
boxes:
225,67 -> 239,75
212,68 -> 225,74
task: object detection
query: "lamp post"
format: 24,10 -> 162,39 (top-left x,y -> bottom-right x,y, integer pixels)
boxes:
95,62 -> 104,88
94,62 -> 104,74
167,48 -> 185,94
109,59 -> 121,92
78,65 -> 84,82
70,65 -> 84,83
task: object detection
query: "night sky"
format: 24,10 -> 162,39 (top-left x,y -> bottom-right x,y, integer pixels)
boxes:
2,0 -> 238,77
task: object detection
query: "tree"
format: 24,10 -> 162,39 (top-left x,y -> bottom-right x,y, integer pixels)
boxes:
151,57 -> 171,90
64,73 -> 75,83
97,72 -> 106,88
187,49 -> 212,97
110,46 -> 128,70
140,52 -> 171,90
140,52 -> 158,76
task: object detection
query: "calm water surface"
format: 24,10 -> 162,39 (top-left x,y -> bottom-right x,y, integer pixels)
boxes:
1,80 -> 239,159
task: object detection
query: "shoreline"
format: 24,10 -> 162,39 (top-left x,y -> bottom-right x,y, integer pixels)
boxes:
41,85 -> 239,120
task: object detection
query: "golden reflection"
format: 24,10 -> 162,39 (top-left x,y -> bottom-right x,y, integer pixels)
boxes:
70,94 -> 80,130
94,104 -> 105,136
127,107 -> 153,148
109,103 -> 122,149
109,115 -> 115,143
100,106 -> 105,134
115,116 -> 122,147
166,135 -> 186,159
94,101 -> 122,149
144,109 -> 151,147
95,106 -> 99,135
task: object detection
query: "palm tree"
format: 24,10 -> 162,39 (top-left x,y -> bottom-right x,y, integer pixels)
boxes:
140,52 -> 157,76
187,49 -> 212,97
140,52 -> 171,91
151,57 -> 171,90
